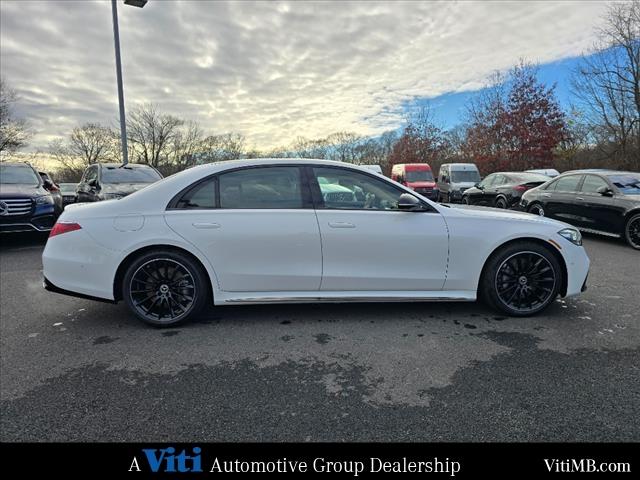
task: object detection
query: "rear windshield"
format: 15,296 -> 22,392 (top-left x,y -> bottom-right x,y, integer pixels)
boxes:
0,164 -> 40,185
451,170 -> 480,183
101,166 -> 161,184
406,170 -> 433,182
510,173 -> 551,184
607,174 -> 640,194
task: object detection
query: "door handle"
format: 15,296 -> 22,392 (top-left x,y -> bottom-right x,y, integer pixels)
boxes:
328,221 -> 355,228
542,193 -> 551,198
576,197 -> 584,201
192,222 -> 221,229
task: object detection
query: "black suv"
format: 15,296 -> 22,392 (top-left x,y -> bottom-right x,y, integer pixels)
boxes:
0,162 -> 61,233
76,163 -> 162,202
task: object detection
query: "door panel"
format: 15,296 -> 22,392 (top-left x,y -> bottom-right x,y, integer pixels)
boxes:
544,174 -> 583,224
310,166 -> 448,291
165,210 -> 322,292
576,175 -> 621,233
316,210 -> 449,291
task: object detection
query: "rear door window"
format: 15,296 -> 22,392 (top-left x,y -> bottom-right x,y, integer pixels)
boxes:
554,175 -> 583,193
219,167 -> 304,209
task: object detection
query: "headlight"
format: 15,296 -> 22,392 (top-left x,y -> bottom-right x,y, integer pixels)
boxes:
35,195 -> 54,205
558,228 -> 582,246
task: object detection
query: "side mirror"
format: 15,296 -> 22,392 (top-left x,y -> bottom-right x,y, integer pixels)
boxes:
88,179 -> 98,188
397,193 -> 425,211
475,183 -> 483,189
597,185 -> 614,197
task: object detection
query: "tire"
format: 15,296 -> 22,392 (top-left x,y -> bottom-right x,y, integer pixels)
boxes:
624,213 -> 640,250
528,203 -> 545,217
495,197 -> 508,209
463,196 -> 470,205
122,249 -> 209,327
480,241 -> 562,317
436,192 -> 442,203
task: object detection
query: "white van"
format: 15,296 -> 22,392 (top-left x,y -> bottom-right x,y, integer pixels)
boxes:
437,163 -> 481,203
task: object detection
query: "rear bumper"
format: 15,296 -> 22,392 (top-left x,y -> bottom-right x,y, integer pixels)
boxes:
43,276 -> 117,304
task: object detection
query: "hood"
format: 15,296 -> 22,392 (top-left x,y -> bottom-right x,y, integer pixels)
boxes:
447,203 -> 569,228
406,181 -> 437,188
0,183 -> 47,198
450,181 -> 477,189
101,183 -> 153,196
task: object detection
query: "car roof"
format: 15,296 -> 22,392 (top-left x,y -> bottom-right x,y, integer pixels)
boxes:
442,163 -> 478,168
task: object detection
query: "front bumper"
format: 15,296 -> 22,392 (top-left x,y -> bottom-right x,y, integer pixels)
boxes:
0,214 -> 56,232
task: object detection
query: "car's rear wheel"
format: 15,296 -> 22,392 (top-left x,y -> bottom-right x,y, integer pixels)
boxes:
495,197 -> 508,209
528,203 -> 545,216
122,250 -> 208,326
624,213 -> 640,250
480,242 -> 562,316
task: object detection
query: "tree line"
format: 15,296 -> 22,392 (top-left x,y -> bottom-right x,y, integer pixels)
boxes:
1,1 -> 638,182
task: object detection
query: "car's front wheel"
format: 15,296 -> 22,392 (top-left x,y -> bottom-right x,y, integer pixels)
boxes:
624,213 -> 640,250
122,249 -> 209,327
480,242 -> 562,316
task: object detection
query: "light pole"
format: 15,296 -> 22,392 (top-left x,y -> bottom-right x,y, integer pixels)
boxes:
111,0 -> 147,165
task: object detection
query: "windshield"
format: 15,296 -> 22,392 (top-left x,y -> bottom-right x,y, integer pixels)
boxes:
101,166 -> 161,184
0,164 -> 40,185
607,174 -> 640,194
59,183 -> 77,194
451,170 -> 480,183
406,170 -> 433,182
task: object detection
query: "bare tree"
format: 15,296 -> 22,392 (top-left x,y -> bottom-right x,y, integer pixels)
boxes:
68,123 -> 114,165
198,133 -> 246,163
168,120 -> 204,171
48,138 -> 86,180
0,78 -> 31,155
571,0 -> 640,169
126,103 -> 184,167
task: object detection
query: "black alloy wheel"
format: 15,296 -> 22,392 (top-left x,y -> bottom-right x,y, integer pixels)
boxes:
495,197 -> 508,209
123,251 -> 208,326
481,242 -> 562,316
625,214 -> 640,250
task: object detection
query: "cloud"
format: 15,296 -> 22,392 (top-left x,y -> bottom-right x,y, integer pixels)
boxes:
0,0 -> 610,150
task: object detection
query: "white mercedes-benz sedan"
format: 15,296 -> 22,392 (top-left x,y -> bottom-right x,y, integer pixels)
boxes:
43,159 -> 590,326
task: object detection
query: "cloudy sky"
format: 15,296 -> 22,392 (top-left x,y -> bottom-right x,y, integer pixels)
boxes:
1,0 -> 611,151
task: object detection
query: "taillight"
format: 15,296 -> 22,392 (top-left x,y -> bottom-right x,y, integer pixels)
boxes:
49,222 -> 81,238
514,185 -> 528,192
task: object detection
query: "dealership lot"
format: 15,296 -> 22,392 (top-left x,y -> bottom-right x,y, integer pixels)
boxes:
1,233 -> 638,442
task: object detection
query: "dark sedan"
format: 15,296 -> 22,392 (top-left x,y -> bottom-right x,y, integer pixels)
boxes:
59,183 -> 78,207
462,172 -> 551,209
520,170 -> 640,249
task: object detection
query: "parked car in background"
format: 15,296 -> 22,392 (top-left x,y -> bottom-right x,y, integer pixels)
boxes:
59,183 -> 78,207
526,168 -> 560,178
361,164 -> 383,175
521,170 -> 640,249
38,171 -> 63,213
437,163 -> 481,203
43,158 -> 589,326
0,162 -> 60,233
390,163 -> 438,201
76,163 -> 163,203
462,172 -> 551,209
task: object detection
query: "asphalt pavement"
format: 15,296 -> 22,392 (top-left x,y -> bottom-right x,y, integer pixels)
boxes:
1,232 -> 638,441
